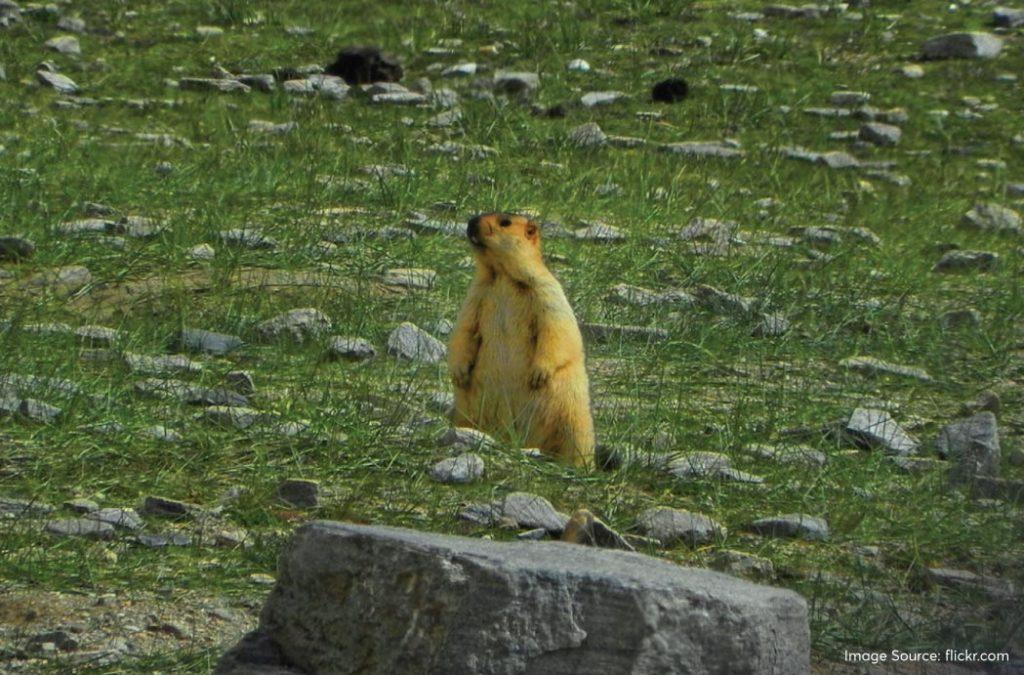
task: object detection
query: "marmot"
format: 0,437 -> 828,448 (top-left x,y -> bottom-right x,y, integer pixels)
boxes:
448,213 -> 595,467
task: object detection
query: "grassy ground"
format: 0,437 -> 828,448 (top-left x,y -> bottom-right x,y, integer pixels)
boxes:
1,0 -> 1022,671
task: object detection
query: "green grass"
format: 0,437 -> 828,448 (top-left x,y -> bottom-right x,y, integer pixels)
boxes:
1,0 -> 1023,671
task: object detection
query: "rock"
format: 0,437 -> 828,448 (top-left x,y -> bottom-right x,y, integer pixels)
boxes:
493,71 -> 539,95
438,427 -> 495,452
226,370 -> 255,394
926,568 -> 1014,600
203,405 -> 263,429
249,120 -> 297,135
636,507 -> 725,547
972,477 -> 1024,502
178,328 -> 244,355
710,550 -> 775,579
749,514 -> 829,541
559,509 -> 634,551
935,412 -> 1000,484
278,479 -> 320,508
661,141 -> 743,158
840,356 -> 932,382
189,243 -> 216,261
179,77 -> 251,93
227,522 -> 809,674
579,322 -> 669,343
57,16 -> 86,33
37,69 -> 78,94
386,322 -> 446,363
382,268 -> 436,289
752,312 -> 790,337
458,502 -> 502,527
581,91 -> 627,107
744,445 -> 827,467
27,630 -> 78,652
898,64 -> 924,78
441,62 -> 476,77
574,222 -> 625,242
429,453 -> 485,483
497,492 -> 569,533
0,0 -> 19,28
0,496 -> 55,517
763,4 -> 825,19
327,336 -> 377,361
933,250 -> 998,273
858,122 -> 901,146
325,46 -> 403,85
922,33 -> 1003,60
141,495 -> 202,519
123,353 -> 202,375
567,122 -> 607,148
257,308 -> 332,343
693,284 -> 756,317
45,518 -> 115,539
960,203 -> 1022,234
44,35 -> 80,55
14,398 -> 63,423
426,108 -> 462,128
86,507 -> 144,531
371,91 -> 426,105
65,498 -> 99,514
830,90 -> 870,105
651,78 -> 689,103
219,228 -> 278,249
994,7 -> 1024,28
567,59 -> 590,72
845,408 -> 919,455
196,25 -> 224,38
0,235 -> 35,260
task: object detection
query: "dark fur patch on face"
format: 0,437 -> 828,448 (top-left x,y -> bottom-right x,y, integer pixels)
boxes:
500,217 -> 512,228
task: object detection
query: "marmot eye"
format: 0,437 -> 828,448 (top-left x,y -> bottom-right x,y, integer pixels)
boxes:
499,218 -> 512,227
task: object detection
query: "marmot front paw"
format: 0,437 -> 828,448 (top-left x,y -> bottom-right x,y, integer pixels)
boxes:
529,364 -> 553,389
450,363 -> 474,389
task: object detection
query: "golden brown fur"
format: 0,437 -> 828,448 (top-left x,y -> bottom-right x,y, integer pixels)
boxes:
449,213 -> 595,467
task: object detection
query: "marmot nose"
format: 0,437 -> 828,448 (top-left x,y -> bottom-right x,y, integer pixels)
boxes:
467,215 -> 481,238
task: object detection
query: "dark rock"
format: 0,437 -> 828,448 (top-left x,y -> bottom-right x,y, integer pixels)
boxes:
497,492 -> 569,533
386,322 -> 446,363
994,7 -> 1024,28
223,521 -> 810,674
37,69 -> 78,94
933,250 -> 998,273
141,495 -> 202,520
651,78 -> 689,103
278,479 -> 320,508
935,412 -> 1000,484
216,630 -> 303,675
922,32 -> 1003,60
493,71 -> 539,95
325,46 -> 403,85
0,496 -> 55,517
0,236 -> 35,260
749,514 -> 829,541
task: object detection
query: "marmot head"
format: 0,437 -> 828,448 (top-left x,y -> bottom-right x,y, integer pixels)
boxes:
467,213 -> 541,264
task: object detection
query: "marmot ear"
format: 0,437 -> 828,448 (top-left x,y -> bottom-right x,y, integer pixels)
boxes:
525,220 -> 540,243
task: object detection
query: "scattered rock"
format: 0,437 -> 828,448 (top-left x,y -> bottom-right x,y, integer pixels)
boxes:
327,336 -> 377,361
0,235 -> 35,260
45,518 -> 115,539
179,77 -> 251,93
933,250 -> 998,273
993,7 -> 1024,28
960,203 -> 1022,235
709,550 -> 775,579
661,141 -> 743,158
493,71 -> 539,95
386,322 -> 446,363
922,32 -> 1003,60
940,309 -> 982,331
44,35 -> 80,55
749,514 -> 829,541
581,91 -> 627,107
37,69 -> 79,94
935,412 -> 1000,484
0,496 -> 55,518
574,221 -> 625,242
429,453 -> 485,483
278,479 -> 320,508
86,507 -> 144,531
123,352 -> 203,375
224,521 -> 810,675
567,122 -> 607,148
651,78 -> 689,103
257,308 -> 332,343
858,122 -> 901,146
496,492 -> 569,533
178,328 -> 244,355
840,356 -> 932,382
141,495 -> 202,520
845,407 -> 919,455
636,507 -> 725,546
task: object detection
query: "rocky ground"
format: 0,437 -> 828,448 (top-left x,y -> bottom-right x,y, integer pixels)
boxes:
0,0 -> 1022,672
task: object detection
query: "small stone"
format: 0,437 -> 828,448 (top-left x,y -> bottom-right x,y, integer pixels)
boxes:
219,228 -> 278,249
137,532 -> 191,547
86,507 -> 144,531
636,507 -> 725,547
17,398 -> 62,423
178,328 -> 244,355
248,119 -> 297,135
496,492 -> 569,533
64,498 -> 99,514
710,550 -> 775,578
898,64 -> 925,78
189,243 -> 216,261
994,7 -> 1024,27
936,412 -> 1000,484
0,235 -> 35,260
933,250 -> 998,273
179,77 -> 250,93
458,502 -> 501,526
226,371 -> 255,394
858,122 -> 901,146
257,308 -> 332,343
196,25 -> 224,38
441,62 -> 476,77
752,313 -> 790,337
574,222 -> 625,242
430,453 -> 485,483
830,91 -> 870,105
278,479 -> 320,508
0,497 -> 55,517
438,427 -> 495,451
922,33 -> 1003,60
37,70 -> 79,94
202,405 -> 262,429
45,518 -> 115,539
581,91 -> 627,107
123,353 -> 203,375
940,308 -> 982,331
840,356 -> 932,382
44,35 -> 80,55
845,408 -> 919,455
567,122 -> 607,148
386,322 -> 446,363
493,71 -> 539,95
749,514 -> 829,541
567,59 -> 590,72
327,336 -> 376,361
661,141 -> 743,159
382,268 -> 436,289
960,203 -> 1021,234
73,325 -> 119,346
744,444 -> 827,467
141,495 -> 202,519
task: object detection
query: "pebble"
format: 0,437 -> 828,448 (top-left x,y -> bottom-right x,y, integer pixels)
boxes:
840,356 -> 932,382
278,479 -> 320,508
581,91 -> 627,107
858,122 -> 901,146
37,69 -> 79,94
430,453 -> 485,483
845,407 -> 919,455
960,203 -> 1021,234
749,514 -> 829,541
86,507 -> 144,531
933,250 -> 998,273
45,518 -> 116,539
636,507 -> 725,546
257,308 -> 332,343
567,122 -> 607,148
178,328 -> 244,355
496,492 -> 568,533
44,35 -> 80,55
0,235 -> 35,260
327,336 -> 377,361
141,495 -> 202,519
438,426 -> 495,451
386,322 -> 446,363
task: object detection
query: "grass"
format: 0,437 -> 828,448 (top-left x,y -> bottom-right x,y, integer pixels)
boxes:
1,0 -> 1022,671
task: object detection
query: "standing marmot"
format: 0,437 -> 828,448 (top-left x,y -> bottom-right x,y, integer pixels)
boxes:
448,213 -> 595,467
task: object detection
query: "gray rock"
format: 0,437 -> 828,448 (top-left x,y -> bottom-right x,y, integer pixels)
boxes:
257,308 -> 332,343
327,336 -> 377,361
567,122 -> 607,148
458,502 -> 502,526
574,222 -> 625,242
144,425 -> 183,443
752,312 -> 790,337
86,507 -> 144,531
497,492 -> 569,533
44,35 -> 80,55
0,235 -> 35,260
744,445 -> 827,467
845,408 -> 919,455
17,398 -> 62,423
123,352 -> 203,375
74,324 -> 120,346
994,7 -> 1024,27
858,122 -> 901,146
493,71 -> 539,95
231,521 -> 809,675
248,120 -> 297,135
203,405 -> 263,429
179,77 -> 251,93
179,328 -> 244,355
0,496 -> 55,518
933,250 -> 998,273
922,32 -> 1003,60
37,69 -> 79,94
386,322 -> 446,363
430,453 -> 485,483
840,356 -> 932,382
226,370 -> 256,394
382,268 -> 436,289
141,495 -> 202,519
926,567 -> 1014,600
830,90 -> 870,105
693,284 -> 756,317
635,507 -> 725,546
45,518 -> 115,539
57,16 -> 86,33
960,203 -> 1022,234
710,550 -> 775,579
219,228 -> 278,249
764,4 -> 825,19
371,92 -> 427,105
749,514 -> 829,541
580,91 -> 627,107
935,412 -> 1000,484
783,146 -> 860,169
278,479 -> 320,508
661,141 -> 744,158
238,74 -> 276,92
438,427 -> 495,451
65,498 -> 99,514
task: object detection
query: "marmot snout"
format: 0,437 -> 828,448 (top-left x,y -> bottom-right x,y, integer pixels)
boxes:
448,212 -> 595,467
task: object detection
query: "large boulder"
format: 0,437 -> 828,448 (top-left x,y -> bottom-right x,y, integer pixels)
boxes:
218,521 -> 810,675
